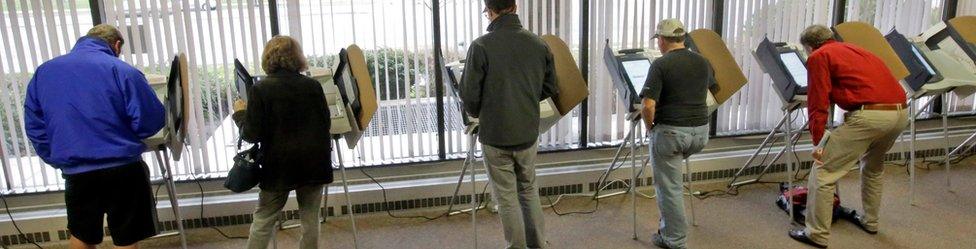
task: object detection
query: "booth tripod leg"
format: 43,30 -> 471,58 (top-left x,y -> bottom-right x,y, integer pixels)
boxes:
469,135 -> 479,249
154,149 -> 188,249
784,110 -> 796,224
685,158 -> 696,227
594,127 -> 638,200
941,93 -> 952,192
335,139 -> 360,249
910,101 -> 917,206
630,120 -> 640,240
728,113 -> 791,188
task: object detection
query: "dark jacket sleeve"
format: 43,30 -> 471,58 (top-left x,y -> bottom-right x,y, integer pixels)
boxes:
460,42 -> 487,117
233,85 -> 265,143
541,45 -> 559,100
120,68 -> 166,139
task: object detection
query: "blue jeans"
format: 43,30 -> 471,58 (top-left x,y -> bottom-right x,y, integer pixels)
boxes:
650,124 -> 709,249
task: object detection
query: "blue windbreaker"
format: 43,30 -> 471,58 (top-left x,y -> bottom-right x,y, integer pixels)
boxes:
24,36 -> 166,175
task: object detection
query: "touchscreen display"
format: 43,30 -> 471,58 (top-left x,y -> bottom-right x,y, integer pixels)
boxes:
779,52 -> 809,87
621,59 -> 652,93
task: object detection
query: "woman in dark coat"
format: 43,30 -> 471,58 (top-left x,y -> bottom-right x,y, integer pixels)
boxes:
233,36 -> 333,249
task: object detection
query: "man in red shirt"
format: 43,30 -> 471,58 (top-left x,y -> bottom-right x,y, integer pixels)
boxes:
788,25 -> 910,248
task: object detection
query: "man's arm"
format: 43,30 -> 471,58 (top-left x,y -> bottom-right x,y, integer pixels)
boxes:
640,62 -> 664,129
806,54 -> 832,146
121,69 -> 166,139
707,65 -> 720,94
460,43 -> 487,118
541,45 -> 559,100
641,98 -> 657,130
24,75 -> 51,161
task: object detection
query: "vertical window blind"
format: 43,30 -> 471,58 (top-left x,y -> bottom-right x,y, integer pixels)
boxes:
0,0 -> 964,194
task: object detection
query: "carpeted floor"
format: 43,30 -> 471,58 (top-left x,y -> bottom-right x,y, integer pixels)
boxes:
40,160 -> 976,249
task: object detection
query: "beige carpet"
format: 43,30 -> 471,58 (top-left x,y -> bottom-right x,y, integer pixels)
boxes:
38,160 -> 976,249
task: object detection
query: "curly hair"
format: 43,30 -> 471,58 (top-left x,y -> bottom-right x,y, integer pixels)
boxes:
261,36 -> 308,74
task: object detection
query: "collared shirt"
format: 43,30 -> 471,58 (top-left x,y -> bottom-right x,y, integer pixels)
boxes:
807,40 -> 907,145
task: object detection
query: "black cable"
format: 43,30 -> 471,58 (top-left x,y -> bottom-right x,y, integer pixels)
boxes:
0,191 -> 43,249
359,166 -> 490,221
186,174 -> 247,240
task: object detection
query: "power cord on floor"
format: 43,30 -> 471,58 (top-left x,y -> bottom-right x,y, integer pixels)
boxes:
359,166 -> 491,221
0,191 -> 43,249
187,174 -> 248,240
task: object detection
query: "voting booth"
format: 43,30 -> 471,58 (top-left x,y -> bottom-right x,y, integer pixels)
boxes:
144,54 -> 190,249
741,38 -> 815,221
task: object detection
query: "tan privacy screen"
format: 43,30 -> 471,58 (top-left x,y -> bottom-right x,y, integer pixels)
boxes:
949,16 -> 976,43
541,35 -> 589,116
347,45 -> 378,131
688,29 -> 747,104
833,22 -> 910,80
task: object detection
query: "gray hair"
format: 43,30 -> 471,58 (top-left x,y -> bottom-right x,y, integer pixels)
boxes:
86,24 -> 124,46
800,25 -> 834,49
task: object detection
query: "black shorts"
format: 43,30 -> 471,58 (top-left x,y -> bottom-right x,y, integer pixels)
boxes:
63,161 -> 158,246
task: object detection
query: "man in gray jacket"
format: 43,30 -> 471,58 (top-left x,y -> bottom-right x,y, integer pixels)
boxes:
460,0 -> 557,248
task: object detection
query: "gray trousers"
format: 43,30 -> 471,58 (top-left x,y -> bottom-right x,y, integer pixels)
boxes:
246,184 -> 326,249
483,143 -> 546,249
650,124 -> 709,249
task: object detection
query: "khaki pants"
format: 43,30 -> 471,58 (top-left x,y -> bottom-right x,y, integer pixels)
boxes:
804,109 -> 909,244
483,143 -> 546,249
246,184 -> 326,249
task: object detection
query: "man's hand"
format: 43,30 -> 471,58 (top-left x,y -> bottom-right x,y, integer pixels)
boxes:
234,99 -> 247,112
811,148 -> 825,166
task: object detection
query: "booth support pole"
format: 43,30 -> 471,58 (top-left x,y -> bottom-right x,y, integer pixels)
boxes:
630,120 -> 639,240
335,138 -> 360,249
685,158 -> 696,227
942,93 -> 952,192
154,148 -> 187,249
469,134 -> 479,249
909,101 -> 917,206
784,109 -> 796,223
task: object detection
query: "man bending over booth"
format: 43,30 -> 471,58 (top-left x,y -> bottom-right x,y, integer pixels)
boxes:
788,25 -> 909,248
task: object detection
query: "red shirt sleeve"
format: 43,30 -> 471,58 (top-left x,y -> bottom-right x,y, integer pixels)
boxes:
806,53 -> 832,146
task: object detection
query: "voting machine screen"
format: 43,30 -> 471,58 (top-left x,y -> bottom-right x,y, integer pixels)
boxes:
234,59 -> 255,101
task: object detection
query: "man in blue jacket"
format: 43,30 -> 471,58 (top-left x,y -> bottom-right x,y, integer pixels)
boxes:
24,24 -> 165,249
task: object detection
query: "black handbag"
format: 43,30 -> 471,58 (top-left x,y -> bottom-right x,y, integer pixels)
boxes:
224,137 -> 262,193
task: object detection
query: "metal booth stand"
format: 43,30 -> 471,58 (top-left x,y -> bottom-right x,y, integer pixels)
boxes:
144,54 -> 191,249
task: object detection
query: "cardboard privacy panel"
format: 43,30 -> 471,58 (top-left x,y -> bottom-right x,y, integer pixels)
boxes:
687,29 -> 747,105
540,35 -> 589,116
346,45 -> 378,131
833,22 -> 910,80
948,16 -> 976,44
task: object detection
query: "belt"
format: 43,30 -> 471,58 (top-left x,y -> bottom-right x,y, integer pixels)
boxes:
858,103 -> 908,111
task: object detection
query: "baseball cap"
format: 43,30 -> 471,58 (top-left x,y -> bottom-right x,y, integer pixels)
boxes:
654,19 -> 686,38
